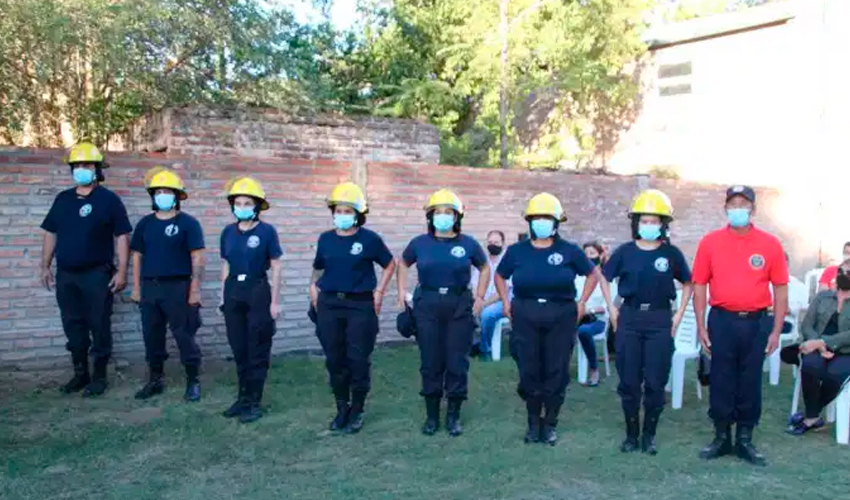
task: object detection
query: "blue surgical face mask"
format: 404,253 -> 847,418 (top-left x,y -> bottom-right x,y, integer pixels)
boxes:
233,206 -> 255,221
530,219 -> 555,239
638,223 -> 661,241
432,213 -> 455,232
726,208 -> 751,228
334,213 -> 356,230
154,193 -> 175,211
72,167 -> 94,186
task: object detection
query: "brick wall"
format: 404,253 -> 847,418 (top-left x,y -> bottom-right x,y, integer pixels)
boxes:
115,106 -> 441,165
0,148 -> 811,371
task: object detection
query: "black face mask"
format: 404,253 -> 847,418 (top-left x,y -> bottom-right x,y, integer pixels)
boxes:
837,272 -> 850,291
487,244 -> 503,256
590,257 -> 601,266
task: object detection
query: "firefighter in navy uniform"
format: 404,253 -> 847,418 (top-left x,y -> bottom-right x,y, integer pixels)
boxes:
310,182 -> 396,433
130,167 -> 206,402
495,193 -> 614,445
219,177 -> 284,424
40,143 -> 132,397
602,189 -> 693,455
397,189 -> 489,437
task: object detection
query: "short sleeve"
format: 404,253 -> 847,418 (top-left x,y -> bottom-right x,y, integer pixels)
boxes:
266,225 -> 283,260
110,195 -> 132,236
186,217 -> 205,251
402,239 -> 418,266
469,238 -> 487,269
129,218 -> 146,253
670,245 -> 692,283
602,245 -> 623,282
769,240 -> 789,286
496,245 -> 516,279
41,194 -> 61,233
219,227 -> 228,259
691,237 -> 712,285
312,234 -> 326,270
372,234 -> 394,268
820,267 -> 837,285
571,244 -> 595,277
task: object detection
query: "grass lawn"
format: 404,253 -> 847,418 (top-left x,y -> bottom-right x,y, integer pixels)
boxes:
2,345 -> 848,500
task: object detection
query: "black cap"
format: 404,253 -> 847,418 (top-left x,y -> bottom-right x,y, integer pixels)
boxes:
725,185 -> 755,203
396,306 -> 417,339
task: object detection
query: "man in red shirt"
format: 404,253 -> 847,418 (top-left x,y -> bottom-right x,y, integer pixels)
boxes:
692,185 -> 788,467
818,243 -> 850,292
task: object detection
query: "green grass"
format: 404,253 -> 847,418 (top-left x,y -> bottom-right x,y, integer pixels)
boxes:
2,345 -> 848,500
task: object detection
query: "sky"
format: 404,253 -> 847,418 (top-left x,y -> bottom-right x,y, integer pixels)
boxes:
267,0 -> 361,31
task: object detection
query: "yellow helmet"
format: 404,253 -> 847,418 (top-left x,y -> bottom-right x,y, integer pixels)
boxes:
145,167 -> 188,200
425,189 -> 464,214
226,176 -> 270,211
328,182 -> 368,214
66,142 -> 105,166
524,192 -> 566,222
629,189 -> 673,220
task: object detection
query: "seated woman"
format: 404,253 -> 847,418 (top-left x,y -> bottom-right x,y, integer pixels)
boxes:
786,259 -> 850,435
576,242 -> 608,386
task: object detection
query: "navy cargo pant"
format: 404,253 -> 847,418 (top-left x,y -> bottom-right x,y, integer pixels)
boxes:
413,289 -> 475,400
615,305 -> 674,417
55,265 -> 114,363
512,298 -> 577,423
315,292 -> 379,405
223,276 -> 276,394
707,307 -> 770,427
140,278 -> 202,367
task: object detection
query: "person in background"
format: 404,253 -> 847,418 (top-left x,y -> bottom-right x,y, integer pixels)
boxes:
471,230 -> 511,361
786,259 -> 850,435
397,189 -> 488,437
495,193 -> 614,446
575,241 -> 609,387
130,167 -> 205,402
603,189 -> 693,455
817,242 -> 850,292
309,182 -> 396,434
693,185 -> 788,467
40,143 -> 132,397
219,177 -> 283,424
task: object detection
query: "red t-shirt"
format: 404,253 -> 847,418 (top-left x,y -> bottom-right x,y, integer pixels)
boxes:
692,225 -> 789,311
819,266 -> 838,286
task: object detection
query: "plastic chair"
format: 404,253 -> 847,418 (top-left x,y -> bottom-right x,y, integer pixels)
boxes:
490,317 -> 510,362
766,280 -> 808,385
667,302 -> 703,409
575,311 -> 611,384
804,268 -> 826,297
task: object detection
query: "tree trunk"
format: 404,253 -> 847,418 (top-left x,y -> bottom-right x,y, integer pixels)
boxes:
499,0 -> 509,169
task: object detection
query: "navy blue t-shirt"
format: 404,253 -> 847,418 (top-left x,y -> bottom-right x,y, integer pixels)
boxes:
497,238 -> 594,301
131,212 -> 205,279
41,186 -> 132,271
313,228 -> 394,293
402,234 -> 487,289
220,221 -> 283,277
602,242 -> 692,305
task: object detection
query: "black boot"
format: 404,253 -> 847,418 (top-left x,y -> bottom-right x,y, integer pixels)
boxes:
641,411 -> 660,455
330,398 -> 350,431
699,422 -> 733,460
346,392 -> 366,434
540,401 -> 559,446
60,353 -> 89,394
422,397 -> 440,436
83,358 -> 108,397
524,399 -> 542,444
621,414 -> 640,453
135,362 -> 165,400
446,398 -> 464,437
240,381 -> 264,424
184,364 -> 201,402
736,425 -> 767,466
223,379 -> 248,418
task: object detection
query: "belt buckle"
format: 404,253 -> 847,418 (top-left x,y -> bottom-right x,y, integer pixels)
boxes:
537,298 -> 547,304
639,303 -> 650,311
439,287 -> 449,295
237,274 -> 247,282
336,292 -> 346,299
737,311 -> 749,317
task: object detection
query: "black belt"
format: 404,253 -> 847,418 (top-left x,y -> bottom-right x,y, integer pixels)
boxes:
515,296 -> 575,304
622,297 -> 672,311
420,286 -> 468,296
144,275 -> 190,283
323,291 -> 374,301
715,307 -> 767,319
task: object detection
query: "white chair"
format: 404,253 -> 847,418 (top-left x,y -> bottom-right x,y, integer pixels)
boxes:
490,317 -> 510,362
766,280 -> 809,385
668,302 -> 703,409
574,277 -> 615,384
804,268 -> 826,298
790,372 -> 850,444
